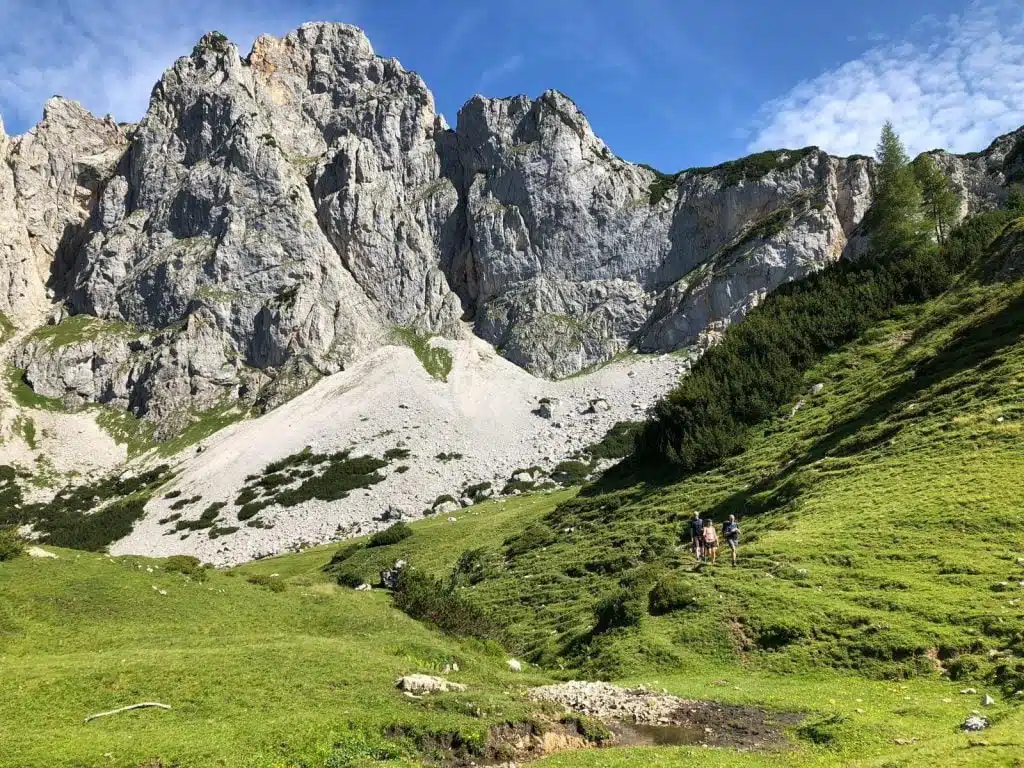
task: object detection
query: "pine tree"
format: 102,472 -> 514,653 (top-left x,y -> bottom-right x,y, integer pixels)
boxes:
1007,184 -> 1024,213
872,122 -> 928,253
914,154 -> 959,244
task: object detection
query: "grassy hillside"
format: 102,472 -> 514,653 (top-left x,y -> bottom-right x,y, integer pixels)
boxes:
3,223 -> 1024,766
0,544 -> 552,767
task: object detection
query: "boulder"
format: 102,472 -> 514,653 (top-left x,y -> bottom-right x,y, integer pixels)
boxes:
379,559 -> 407,589
433,500 -> 459,515
537,398 -> 559,419
809,383 -> 826,395
26,547 -> 58,559
507,659 -> 523,672
962,715 -> 988,732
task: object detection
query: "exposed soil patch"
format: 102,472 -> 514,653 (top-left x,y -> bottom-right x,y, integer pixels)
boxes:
388,719 -> 593,766
528,681 -> 801,752
611,701 -> 801,750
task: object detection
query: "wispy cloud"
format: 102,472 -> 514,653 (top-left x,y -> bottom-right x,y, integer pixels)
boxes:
0,0 -> 360,135
436,8 -> 486,68
478,54 -> 525,91
749,0 -> 1024,157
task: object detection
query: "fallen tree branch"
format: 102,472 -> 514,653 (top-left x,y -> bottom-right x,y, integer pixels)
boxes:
84,702 -> 171,724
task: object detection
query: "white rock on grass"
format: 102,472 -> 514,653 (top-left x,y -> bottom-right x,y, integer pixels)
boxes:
962,715 -> 988,732
507,659 -> 523,672
25,547 -> 58,559
528,681 -> 687,724
396,675 -> 466,694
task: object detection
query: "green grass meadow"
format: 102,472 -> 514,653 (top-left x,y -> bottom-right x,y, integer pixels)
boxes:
3,252 -> 1024,765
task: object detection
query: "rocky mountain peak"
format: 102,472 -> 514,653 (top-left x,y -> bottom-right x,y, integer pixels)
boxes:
1,21 -> 1020,432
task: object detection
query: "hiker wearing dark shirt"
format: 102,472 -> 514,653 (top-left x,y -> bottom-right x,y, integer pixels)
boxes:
688,512 -> 704,562
723,514 -> 740,566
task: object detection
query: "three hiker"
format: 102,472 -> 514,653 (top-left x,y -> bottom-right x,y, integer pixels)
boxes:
686,512 -> 740,566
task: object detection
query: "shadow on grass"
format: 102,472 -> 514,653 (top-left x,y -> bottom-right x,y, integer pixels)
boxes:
706,290 -> 1024,521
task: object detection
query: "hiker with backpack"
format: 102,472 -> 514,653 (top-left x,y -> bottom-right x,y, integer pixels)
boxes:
688,511 -> 704,562
723,514 -> 740,566
702,519 -> 719,565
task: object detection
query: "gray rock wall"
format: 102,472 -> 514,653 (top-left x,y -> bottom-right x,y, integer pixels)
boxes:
2,22 -> 1019,424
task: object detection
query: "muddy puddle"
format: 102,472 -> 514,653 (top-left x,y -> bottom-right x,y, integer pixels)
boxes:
609,702 -> 802,751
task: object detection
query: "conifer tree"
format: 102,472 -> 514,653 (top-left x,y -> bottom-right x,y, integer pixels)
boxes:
914,154 -> 959,244
1007,184 -> 1024,213
872,122 -> 928,253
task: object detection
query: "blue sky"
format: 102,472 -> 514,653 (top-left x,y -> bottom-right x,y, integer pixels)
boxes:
1,0 -> 1022,170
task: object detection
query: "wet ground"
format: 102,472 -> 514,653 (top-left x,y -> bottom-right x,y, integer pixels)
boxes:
610,701 -> 803,751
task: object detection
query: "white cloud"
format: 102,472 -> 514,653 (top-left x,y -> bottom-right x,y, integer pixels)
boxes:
478,54 -> 525,90
0,0 -> 360,136
749,0 -> 1024,157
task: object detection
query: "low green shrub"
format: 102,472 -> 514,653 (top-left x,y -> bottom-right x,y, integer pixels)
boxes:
384,448 -> 411,460
648,576 -> 700,615
504,523 -> 557,558
163,555 -> 206,580
435,452 -> 463,462
44,497 -> 149,551
391,569 -> 501,642
235,488 -> 259,506
586,421 -> 643,460
551,461 -> 595,486
463,481 -> 491,498
237,500 -> 272,521
246,574 -> 286,592
0,526 -> 25,561
502,479 -> 535,495
258,473 -> 291,490
335,568 -> 366,589
432,494 -> 457,508
169,495 -> 201,511
264,447 -> 313,475
368,522 -> 412,548
451,548 -> 490,586
593,589 -> 645,634
324,542 -> 364,572
209,525 -> 239,539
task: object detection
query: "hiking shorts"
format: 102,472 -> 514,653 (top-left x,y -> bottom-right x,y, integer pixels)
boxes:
727,538 -> 738,552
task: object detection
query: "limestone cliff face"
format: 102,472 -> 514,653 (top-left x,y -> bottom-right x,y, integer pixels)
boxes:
0,102 -> 128,329
2,22 -> 1019,424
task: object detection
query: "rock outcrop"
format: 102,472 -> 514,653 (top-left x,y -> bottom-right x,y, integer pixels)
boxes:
1,101 -> 128,328
2,22 -> 1021,425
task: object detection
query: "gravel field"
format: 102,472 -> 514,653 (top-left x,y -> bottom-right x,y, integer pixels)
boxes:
112,336 -> 687,564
